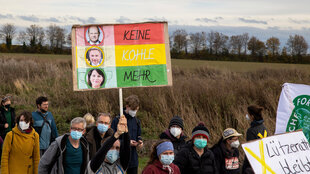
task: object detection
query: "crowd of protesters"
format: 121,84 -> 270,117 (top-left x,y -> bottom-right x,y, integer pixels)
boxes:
0,94 -> 267,174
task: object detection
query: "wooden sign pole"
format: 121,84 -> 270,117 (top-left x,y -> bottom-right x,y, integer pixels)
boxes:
119,88 -> 123,116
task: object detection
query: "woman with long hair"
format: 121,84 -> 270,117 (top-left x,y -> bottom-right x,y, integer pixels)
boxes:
1,111 -> 40,174
143,139 -> 180,174
242,105 -> 268,174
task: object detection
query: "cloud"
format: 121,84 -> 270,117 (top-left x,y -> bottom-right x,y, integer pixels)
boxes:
195,17 -> 217,23
195,17 -> 223,23
239,18 -> 267,25
19,15 -> 40,22
115,16 -> 132,24
0,14 -> 13,19
143,16 -> 167,22
45,17 -> 61,23
288,18 -> 310,24
267,26 -> 279,30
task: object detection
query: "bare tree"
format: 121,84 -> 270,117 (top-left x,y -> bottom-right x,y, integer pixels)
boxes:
229,35 -> 243,56
248,36 -> 265,56
266,37 -> 280,56
66,31 -> 72,47
55,27 -> 66,49
241,33 -> 249,55
189,32 -> 206,56
46,24 -> 58,49
26,24 -> 45,46
17,31 -> 28,45
172,29 -> 188,54
0,23 -> 16,49
213,32 -> 228,55
286,34 -> 308,56
207,31 -> 215,54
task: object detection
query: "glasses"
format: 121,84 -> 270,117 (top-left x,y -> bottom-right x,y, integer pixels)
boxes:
71,127 -> 84,132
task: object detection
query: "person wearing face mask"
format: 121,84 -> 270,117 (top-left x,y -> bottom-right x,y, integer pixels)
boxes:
159,116 -> 187,155
0,96 -> 16,141
1,111 -> 40,174
88,115 -> 130,174
211,128 -> 242,174
174,122 -> 218,174
111,95 -> 143,174
85,113 -> 114,160
242,105 -> 268,174
39,117 -> 89,174
142,139 -> 180,174
32,96 -> 59,156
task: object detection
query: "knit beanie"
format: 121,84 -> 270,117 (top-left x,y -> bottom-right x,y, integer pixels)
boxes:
169,116 -> 184,130
192,122 -> 210,141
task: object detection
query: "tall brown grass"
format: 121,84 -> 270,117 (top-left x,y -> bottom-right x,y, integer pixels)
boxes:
0,56 -> 310,155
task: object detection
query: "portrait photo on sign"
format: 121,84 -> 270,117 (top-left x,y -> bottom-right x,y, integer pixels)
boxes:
85,47 -> 104,67
86,68 -> 106,89
85,26 -> 104,45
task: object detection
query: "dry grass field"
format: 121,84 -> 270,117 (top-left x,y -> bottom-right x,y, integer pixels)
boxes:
0,53 -> 310,171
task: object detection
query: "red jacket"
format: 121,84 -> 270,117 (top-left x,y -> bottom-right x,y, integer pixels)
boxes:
142,160 -> 180,174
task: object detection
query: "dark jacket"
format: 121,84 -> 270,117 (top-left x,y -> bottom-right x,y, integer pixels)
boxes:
174,143 -> 218,174
211,140 -> 240,174
142,160 -> 181,174
88,132 -> 131,173
159,129 -> 187,155
85,125 -> 114,160
38,133 -> 89,174
0,107 -> 16,140
242,120 -> 267,174
111,111 -> 141,168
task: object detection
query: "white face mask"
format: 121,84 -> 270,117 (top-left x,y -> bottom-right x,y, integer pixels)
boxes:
246,114 -> 250,121
170,127 -> 182,137
19,121 -> 30,130
128,110 -> 137,117
230,140 -> 240,148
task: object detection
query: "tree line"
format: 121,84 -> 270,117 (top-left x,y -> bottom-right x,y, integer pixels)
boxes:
0,23 -> 71,54
1,23 -> 310,63
170,29 -> 310,63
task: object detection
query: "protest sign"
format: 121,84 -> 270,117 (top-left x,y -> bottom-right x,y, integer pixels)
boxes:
71,22 -> 172,91
242,131 -> 310,174
275,83 -> 310,141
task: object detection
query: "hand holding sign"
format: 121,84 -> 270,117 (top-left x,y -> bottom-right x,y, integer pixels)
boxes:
114,115 -> 128,138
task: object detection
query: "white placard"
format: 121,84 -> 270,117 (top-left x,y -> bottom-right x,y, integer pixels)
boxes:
242,131 -> 310,174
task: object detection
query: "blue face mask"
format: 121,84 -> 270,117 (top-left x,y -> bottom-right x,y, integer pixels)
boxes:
106,150 -> 119,163
194,138 -> 207,149
160,154 -> 174,165
70,131 -> 83,140
97,123 -> 109,133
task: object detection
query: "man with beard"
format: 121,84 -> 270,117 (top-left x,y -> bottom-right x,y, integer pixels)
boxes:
32,96 -> 59,156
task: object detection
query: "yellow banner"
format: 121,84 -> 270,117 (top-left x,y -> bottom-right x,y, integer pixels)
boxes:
115,44 -> 166,67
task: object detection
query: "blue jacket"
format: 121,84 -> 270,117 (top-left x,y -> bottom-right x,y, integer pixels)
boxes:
111,111 -> 141,168
32,111 -> 59,150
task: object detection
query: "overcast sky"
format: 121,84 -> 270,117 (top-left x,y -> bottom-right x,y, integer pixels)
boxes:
1,0 -> 310,45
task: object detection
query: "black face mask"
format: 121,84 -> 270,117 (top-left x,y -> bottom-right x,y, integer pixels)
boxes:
4,104 -> 10,109
40,108 -> 47,113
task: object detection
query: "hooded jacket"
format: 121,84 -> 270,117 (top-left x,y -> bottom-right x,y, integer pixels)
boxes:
142,160 -> 181,174
174,143 -> 218,174
159,129 -> 187,155
1,125 -> 40,174
0,107 -> 16,140
85,125 -> 114,160
211,140 -> 240,174
38,133 -> 89,174
242,120 -> 267,174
